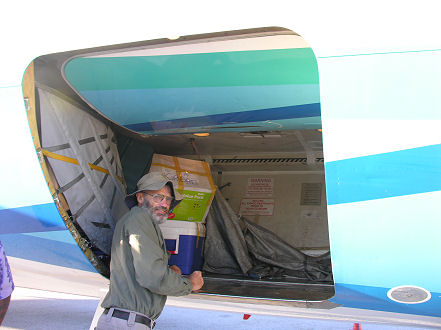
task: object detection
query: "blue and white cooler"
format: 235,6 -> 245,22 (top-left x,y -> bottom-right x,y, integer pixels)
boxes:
159,220 -> 206,275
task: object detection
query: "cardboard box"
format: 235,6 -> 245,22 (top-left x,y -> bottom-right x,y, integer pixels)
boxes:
149,154 -> 216,222
159,220 -> 205,275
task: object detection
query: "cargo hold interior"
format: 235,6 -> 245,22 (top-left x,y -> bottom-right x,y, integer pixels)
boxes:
118,130 -> 334,303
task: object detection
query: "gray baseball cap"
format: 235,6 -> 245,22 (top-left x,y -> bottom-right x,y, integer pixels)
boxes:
125,172 -> 183,210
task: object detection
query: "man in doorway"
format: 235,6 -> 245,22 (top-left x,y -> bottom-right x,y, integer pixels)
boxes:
96,172 -> 204,330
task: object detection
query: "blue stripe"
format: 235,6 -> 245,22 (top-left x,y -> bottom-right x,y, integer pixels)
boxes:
124,103 -> 321,132
325,144 -> 441,205
332,283 -> 441,317
0,232 -> 96,272
0,203 -> 65,234
127,117 -> 322,134
24,231 -> 78,245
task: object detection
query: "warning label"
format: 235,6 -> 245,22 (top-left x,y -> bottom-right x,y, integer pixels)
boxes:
246,177 -> 273,197
239,199 -> 275,216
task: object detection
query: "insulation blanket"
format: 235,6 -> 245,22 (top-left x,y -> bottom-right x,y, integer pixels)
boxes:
203,190 -> 332,281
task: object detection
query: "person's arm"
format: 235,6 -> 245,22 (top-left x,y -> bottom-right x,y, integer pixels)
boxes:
127,215 -> 194,296
187,271 -> 204,291
169,265 -> 182,275
170,266 -> 204,290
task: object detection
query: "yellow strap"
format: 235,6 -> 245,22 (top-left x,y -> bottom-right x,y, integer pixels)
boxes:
172,157 -> 185,191
196,223 -> 200,248
151,162 -> 208,178
202,162 -> 217,208
42,149 -> 79,165
200,224 -> 206,256
89,163 -> 110,175
202,161 -> 216,193
41,149 -> 124,183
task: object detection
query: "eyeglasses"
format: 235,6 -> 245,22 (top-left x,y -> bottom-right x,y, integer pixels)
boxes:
142,192 -> 174,204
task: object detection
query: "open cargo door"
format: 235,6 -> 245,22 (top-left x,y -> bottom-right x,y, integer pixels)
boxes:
25,27 -> 335,303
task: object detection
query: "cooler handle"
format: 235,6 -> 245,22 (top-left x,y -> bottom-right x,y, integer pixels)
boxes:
162,228 -> 181,254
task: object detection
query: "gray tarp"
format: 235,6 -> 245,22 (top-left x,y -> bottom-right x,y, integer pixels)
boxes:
203,191 -> 332,281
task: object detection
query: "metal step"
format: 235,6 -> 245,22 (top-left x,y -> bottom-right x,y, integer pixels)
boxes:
199,273 -> 335,303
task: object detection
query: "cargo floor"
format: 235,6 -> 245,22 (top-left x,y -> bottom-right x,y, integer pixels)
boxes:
199,273 -> 335,302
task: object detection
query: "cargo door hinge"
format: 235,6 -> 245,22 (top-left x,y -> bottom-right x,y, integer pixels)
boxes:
24,97 -> 31,112
36,148 -> 44,163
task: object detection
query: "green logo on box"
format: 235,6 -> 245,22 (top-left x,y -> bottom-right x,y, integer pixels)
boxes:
173,190 -> 213,221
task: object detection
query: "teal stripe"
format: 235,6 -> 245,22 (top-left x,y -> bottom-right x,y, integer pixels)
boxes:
65,48 -> 319,90
79,84 -> 320,124
0,85 -> 21,89
318,48 -> 441,59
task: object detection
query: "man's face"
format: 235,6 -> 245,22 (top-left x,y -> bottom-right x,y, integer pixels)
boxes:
137,185 -> 173,224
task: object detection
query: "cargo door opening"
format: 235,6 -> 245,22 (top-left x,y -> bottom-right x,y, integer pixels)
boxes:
25,27 -> 334,302
129,129 -> 333,301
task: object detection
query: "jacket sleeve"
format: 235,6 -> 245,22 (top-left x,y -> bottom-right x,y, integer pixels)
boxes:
126,213 -> 193,296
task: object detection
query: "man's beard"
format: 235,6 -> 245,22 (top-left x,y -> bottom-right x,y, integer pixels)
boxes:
141,199 -> 169,224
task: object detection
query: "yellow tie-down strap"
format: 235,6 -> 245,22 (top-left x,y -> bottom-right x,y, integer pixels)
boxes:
172,157 -> 185,191
195,223 -> 206,256
202,161 -> 216,205
41,149 -> 124,184
151,157 -> 216,193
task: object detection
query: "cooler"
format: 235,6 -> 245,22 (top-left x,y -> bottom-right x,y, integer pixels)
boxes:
159,220 -> 205,275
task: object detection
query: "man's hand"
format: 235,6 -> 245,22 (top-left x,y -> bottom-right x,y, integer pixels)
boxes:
170,265 -> 182,275
188,271 -> 204,291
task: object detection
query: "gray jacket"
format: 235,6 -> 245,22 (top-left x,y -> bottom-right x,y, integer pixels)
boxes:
101,206 -> 193,319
